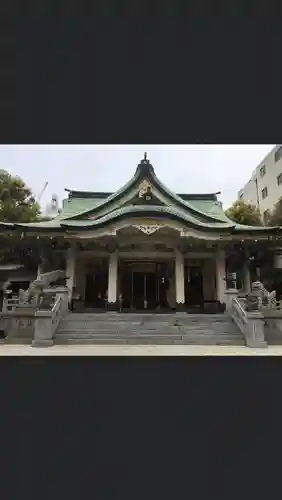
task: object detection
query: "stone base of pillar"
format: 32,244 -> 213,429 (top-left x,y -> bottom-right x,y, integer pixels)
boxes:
32,339 -> 54,348
107,301 -> 118,311
217,302 -> 226,313
175,302 -> 186,312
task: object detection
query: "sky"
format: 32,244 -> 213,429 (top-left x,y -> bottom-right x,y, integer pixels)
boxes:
0,144 -> 275,211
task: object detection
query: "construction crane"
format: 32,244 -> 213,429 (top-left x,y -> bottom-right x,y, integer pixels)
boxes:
37,181 -> 48,204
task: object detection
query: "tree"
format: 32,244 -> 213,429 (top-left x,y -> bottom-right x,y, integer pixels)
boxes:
0,170 -> 44,266
267,197 -> 282,226
0,169 -> 41,222
225,200 -> 262,226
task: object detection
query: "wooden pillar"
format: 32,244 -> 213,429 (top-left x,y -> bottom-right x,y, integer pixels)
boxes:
107,251 -> 118,310
215,250 -> 226,306
66,244 -> 76,302
175,248 -> 185,311
242,260 -> 251,293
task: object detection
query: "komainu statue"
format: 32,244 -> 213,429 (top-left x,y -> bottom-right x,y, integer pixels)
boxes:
245,281 -> 276,312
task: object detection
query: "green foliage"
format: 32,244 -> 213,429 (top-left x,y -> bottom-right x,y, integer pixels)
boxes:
0,169 -> 41,222
267,197 -> 282,226
0,170 -> 47,266
225,200 -> 262,226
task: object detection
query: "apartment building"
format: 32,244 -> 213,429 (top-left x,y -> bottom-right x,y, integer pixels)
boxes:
238,145 -> 282,222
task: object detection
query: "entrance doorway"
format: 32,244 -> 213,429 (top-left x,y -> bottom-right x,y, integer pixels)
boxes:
85,259 -> 108,308
184,266 -> 203,309
119,261 -> 170,311
133,272 -> 157,310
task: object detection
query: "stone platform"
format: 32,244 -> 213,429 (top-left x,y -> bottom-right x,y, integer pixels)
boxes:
0,345 -> 282,355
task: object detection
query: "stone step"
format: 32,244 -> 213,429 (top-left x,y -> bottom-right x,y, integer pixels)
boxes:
56,330 -> 243,339
55,312 -> 243,346
58,324 -> 239,335
57,327 -> 242,336
59,318 -> 237,327
173,338 -> 245,346
66,313 -> 231,322
267,338 -> 282,345
5,337 -> 33,345
55,335 -> 245,346
58,328 -> 183,335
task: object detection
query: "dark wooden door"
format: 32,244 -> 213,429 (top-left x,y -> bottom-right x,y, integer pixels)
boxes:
145,272 -> 157,310
185,266 -> 203,306
133,272 -> 145,309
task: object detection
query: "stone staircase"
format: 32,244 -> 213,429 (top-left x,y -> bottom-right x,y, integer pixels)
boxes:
55,313 -> 245,346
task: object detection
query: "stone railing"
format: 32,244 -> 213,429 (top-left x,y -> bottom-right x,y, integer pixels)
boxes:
231,295 -> 267,348
32,286 -> 69,347
226,281 -> 282,348
2,296 -> 25,312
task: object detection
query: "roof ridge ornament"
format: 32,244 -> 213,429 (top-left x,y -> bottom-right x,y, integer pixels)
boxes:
136,152 -> 154,176
140,152 -> 149,164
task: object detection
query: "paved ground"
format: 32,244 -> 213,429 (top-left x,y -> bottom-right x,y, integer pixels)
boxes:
0,344 -> 282,355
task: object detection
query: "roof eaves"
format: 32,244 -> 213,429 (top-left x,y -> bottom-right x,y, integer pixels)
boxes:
60,205 -> 235,232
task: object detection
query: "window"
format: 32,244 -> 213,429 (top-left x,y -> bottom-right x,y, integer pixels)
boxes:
277,173 -> 282,186
275,146 -> 282,163
261,187 -> 268,199
260,165 -> 266,177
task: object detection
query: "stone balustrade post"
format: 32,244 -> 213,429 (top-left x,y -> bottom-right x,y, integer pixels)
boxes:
54,287 -> 69,317
244,311 -> 267,348
224,288 -> 238,315
32,311 -> 54,347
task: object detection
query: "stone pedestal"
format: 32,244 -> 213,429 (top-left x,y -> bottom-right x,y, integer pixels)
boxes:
32,310 -> 54,348
245,312 -> 267,348
5,306 -> 37,345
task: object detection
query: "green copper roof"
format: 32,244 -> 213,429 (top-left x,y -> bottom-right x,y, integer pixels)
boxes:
0,154 -> 281,235
60,192 -> 231,224
59,205 -> 235,231
59,158 -> 231,226
60,197 -> 102,219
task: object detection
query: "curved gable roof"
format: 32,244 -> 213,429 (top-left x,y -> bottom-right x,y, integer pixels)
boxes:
0,155 -> 280,236
61,155 -> 232,226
